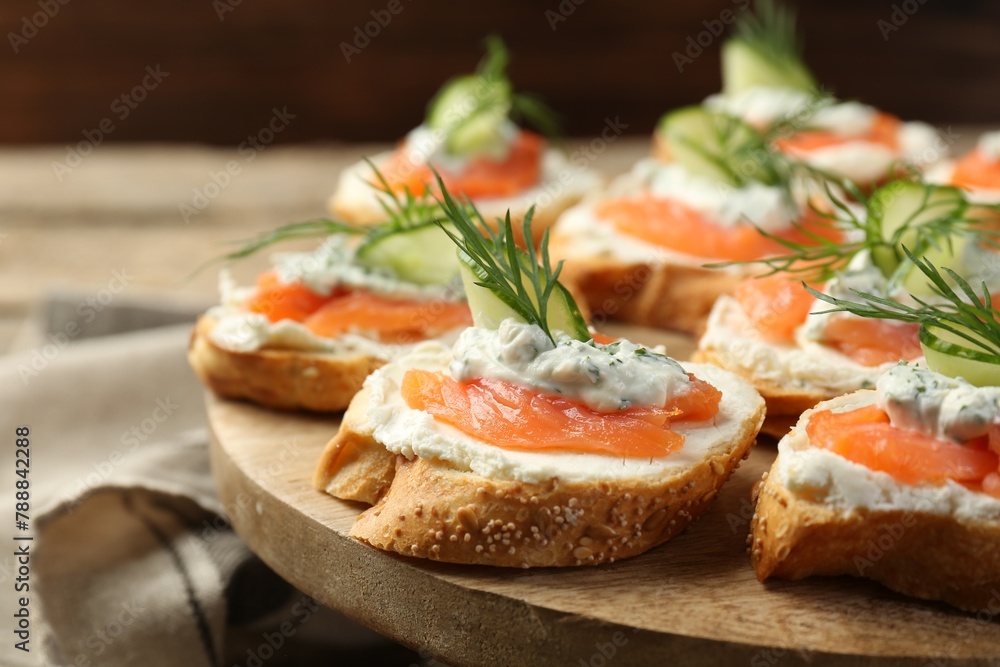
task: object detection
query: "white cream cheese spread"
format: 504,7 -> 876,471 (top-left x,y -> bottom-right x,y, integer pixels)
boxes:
360,340 -> 762,483
776,390 -> 1000,520
449,320 -> 689,412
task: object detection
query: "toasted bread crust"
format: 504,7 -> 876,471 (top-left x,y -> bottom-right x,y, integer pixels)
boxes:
550,235 -> 744,337
314,374 -> 765,567
751,416 -> 1000,612
188,315 -> 385,412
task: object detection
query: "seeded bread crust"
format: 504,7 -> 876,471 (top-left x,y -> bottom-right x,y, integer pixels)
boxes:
328,155 -> 596,248
188,314 -> 386,413
750,395 -> 1000,612
314,369 -> 765,567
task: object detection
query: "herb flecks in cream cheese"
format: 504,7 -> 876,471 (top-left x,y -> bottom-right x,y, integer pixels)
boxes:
876,364 -> 1000,443
274,235 -> 459,302
450,320 -> 689,412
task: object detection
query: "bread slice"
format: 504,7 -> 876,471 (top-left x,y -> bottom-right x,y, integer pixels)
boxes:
314,360 -> 766,567
328,150 -> 600,247
694,295 -> 895,437
750,391 -> 1000,612
189,314 -> 388,412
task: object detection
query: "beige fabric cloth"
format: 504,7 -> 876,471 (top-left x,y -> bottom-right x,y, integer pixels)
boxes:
0,321 -> 393,667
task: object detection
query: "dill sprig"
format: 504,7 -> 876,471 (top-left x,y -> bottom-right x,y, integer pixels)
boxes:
807,247 -> 1000,358
431,173 -> 589,343
192,163 -> 456,277
731,0 -> 816,89
709,180 -> 1000,284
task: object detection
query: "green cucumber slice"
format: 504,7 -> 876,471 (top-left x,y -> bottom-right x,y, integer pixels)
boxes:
656,106 -> 769,186
356,222 -> 460,286
458,253 -> 590,341
426,75 -> 511,156
868,182 -> 968,290
721,39 -> 816,97
919,324 -> 1000,387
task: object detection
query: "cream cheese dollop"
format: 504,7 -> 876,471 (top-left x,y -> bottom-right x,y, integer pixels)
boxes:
449,320 -> 689,412
876,364 -> 1000,443
978,131 -> 1000,162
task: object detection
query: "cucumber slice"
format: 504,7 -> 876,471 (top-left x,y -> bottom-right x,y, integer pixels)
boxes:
868,182 -> 968,290
919,324 -> 1000,387
458,253 -> 590,341
656,106 -> 768,186
356,222 -> 460,286
426,75 -> 511,156
721,39 -> 816,97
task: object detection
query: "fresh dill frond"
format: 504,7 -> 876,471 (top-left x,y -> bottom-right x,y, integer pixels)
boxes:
431,172 -> 588,343
707,179 -> 1000,284
807,247 -> 1000,358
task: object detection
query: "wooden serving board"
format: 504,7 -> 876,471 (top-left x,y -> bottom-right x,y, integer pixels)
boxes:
207,327 -> 1000,667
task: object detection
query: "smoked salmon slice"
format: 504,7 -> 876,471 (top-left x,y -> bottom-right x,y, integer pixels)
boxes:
400,369 -> 722,458
246,270 -> 331,323
303,292 -> 472,343
733,274 -> 818,343
244,271 -> 472,342
597,195 -> 840,261
807,404 -> 1000,487
952,149 -> 1000,190
821,316 -> 922,366
379,130 -> 544,199
775,112 -> 901,154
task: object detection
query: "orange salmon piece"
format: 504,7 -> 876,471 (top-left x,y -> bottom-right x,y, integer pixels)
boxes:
822,316 -> 922,366
400,369 -> 722,458
303,291 -> 472,343
379,130 -> 544,199
246,270 -> 330,323
733,274 -> 818,343
807,405 -> 1000,487
775,112 -> 901,154
952,149 -> 1000,191
597,194 -> 840,261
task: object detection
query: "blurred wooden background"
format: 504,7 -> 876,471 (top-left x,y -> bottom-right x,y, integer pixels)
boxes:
1,0 -> 998,145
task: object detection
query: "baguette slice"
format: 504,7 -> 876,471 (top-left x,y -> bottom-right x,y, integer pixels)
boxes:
751,391 -> 1000,612
315,360 -> 766,567
328,150 -> 600,247
189,314 -> 390,412
694,295 -> 895,438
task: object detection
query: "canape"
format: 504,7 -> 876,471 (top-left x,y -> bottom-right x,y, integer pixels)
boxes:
189,196 -> 472,412
751,251 -> 1000,611
328,38 -> 599,247
314,183 -> 766,566
928,131 -> 1000,204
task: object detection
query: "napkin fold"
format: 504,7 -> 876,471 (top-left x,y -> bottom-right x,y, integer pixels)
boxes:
0,309 -> 407,667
